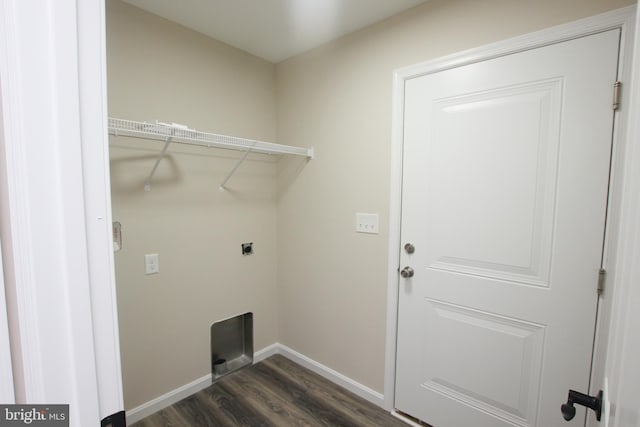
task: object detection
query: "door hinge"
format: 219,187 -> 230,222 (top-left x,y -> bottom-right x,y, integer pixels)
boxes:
613,81 -> 622,111
597,268 -> 606,295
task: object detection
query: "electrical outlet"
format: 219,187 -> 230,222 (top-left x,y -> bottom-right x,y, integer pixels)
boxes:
145,253 -> 159,274
356,213 -> 379,234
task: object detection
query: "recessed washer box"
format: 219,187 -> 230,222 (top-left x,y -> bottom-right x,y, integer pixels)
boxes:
210,312 -> 253,381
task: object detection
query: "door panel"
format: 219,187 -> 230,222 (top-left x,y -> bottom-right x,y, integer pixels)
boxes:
395,29 -> 620,427
426,79 -> 560,287
418,299 -> 545,425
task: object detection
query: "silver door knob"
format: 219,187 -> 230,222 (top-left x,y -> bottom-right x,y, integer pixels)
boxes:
400,266 -> 414,278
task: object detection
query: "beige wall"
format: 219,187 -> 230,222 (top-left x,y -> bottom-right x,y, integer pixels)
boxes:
275,0 -> 634,394
106,0 -> 279,409
107,0 -> 634,411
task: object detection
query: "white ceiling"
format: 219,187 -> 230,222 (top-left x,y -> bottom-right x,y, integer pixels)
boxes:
122,0 -> 429,63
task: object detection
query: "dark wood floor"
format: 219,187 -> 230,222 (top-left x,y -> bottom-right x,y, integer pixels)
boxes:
131,354 -> 411,427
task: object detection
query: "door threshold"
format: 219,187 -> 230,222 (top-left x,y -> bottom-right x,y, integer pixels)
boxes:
391,410 -> 433,427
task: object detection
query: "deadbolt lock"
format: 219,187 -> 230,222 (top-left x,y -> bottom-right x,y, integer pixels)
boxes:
404,243 -> 415,254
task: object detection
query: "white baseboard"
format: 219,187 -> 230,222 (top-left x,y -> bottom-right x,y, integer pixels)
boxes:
125,344 -> 280,424
276,344 -> 385,408
126,372 -> 212,425
126,343 -> 384,424
254,342 -> 280,362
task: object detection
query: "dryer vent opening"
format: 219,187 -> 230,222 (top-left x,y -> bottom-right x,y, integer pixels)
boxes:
211,312 -> 253,381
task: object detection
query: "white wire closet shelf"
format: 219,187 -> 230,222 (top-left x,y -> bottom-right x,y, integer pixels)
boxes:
108,117 -> 314,191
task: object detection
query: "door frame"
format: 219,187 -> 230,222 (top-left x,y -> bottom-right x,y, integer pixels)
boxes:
384,4 -> 637,419
0,241 -> 14,403
0,0 -> 123,422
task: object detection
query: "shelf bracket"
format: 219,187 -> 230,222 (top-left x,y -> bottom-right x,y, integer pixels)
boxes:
219,142 -> 257,191
144,134 -> 174,191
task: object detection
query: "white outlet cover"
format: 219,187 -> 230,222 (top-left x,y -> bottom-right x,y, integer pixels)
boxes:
356,213 -> 379,234
145,253 -> 159,274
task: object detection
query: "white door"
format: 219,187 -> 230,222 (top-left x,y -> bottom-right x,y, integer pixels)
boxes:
395,29 -> 620,427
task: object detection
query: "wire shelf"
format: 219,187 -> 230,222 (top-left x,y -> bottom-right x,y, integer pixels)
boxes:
108,117 -> 313,191
108,118 -> 314,158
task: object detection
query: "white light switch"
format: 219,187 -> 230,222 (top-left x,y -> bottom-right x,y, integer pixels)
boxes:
145,253 -> 159,274
356,213 -> 379,234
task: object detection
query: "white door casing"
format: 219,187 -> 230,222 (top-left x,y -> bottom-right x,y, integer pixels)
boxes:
603,6 -> 640,427
0,0 -> 123,423
394,29 -> 620,427
0,240 -> 15,403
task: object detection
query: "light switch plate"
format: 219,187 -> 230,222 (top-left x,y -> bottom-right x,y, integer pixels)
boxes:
145,253 -> 159,274
356,213 -> 379,234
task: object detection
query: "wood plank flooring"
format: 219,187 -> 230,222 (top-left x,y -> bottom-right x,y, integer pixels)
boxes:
131,354 -> 412,427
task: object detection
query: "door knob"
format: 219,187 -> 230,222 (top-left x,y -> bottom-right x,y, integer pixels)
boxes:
400,266 -> 414,278
561,389 -> 603,421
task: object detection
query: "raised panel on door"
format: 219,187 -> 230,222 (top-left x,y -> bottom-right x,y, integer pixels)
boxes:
426,79 -> 560,287
419,299 -> 545,426
396,29 -> 620,427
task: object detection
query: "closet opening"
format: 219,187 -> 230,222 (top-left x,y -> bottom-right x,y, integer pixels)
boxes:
105,0 -> 312,420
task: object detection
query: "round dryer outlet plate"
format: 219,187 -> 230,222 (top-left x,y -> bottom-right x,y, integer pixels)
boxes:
241,242 -> 254,255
